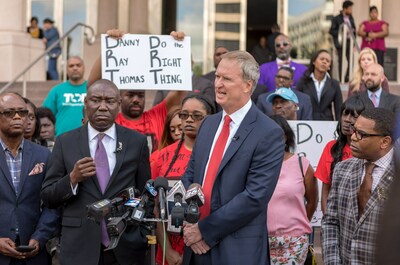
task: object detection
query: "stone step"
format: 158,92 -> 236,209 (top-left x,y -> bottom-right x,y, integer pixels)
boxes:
0,81 -> 60,107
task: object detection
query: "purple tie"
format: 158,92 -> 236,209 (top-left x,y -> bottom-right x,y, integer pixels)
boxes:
95,133 -> 110,247
371,92 -> 378,107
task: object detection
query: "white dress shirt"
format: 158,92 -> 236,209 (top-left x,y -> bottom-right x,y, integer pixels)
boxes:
202,99 -> 252,186
71,123 -> 117,193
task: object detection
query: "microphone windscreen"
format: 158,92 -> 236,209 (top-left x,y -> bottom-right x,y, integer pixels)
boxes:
154,177 -> 169,190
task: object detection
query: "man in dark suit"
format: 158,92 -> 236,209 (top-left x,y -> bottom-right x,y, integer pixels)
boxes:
322,108 -> 395,264
41,80 -> 151,265
0,93 -> 58,265
181,51 -> 284,265
358,63 -> 400,113
255,66 -> 313,120
329,0 -> 356,82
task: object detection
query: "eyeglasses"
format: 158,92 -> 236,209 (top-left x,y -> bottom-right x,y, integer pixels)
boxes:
0,109 -> 29,118
27,114 -> 36,121
275,75 -> 291,81
350,124 -> 387,140
275,42 -> 290,48
178,112 -> 205,121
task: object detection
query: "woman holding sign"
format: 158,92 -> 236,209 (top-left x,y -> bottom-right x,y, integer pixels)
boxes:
315,95 -> 373,213
152,94 -> 215,265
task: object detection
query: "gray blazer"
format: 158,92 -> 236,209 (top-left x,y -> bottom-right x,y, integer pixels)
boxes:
322,157 -> 395,265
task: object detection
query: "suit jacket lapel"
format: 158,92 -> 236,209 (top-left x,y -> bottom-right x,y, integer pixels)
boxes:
105,124 -> 125,192
350,159 -> 363,224
217,105 -> 257,176
320,77 -> 330,100
378,91 -> 389,108
18,141 -> 33,197
358,162 -> 395,224
79,124 -> 102,195
0,146 -> 15,192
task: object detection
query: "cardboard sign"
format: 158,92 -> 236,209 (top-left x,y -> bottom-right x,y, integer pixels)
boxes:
101,34 -> 192,90
288,120 -> 338,226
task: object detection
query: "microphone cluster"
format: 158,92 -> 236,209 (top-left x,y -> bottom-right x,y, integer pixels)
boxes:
85,177 -> 205,250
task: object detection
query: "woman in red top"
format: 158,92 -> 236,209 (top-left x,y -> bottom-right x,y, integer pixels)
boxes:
315,95 -> 373,213
150,108 -> 182,176
153,94 -> 215,265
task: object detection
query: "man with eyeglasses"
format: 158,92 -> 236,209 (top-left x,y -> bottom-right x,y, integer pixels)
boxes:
258,33 -> 307,92
0,93 -> 58,265
322,107 -> 395,264
255,66 -> 312,120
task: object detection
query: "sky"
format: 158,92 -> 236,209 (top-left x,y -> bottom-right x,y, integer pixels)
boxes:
177,0 -> 204,63
288,0 -> 326,16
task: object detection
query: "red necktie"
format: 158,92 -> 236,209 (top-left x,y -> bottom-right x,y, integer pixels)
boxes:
201,115 -> 232,219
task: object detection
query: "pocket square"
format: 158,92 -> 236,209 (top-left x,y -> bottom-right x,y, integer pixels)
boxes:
29,163 -> 45,176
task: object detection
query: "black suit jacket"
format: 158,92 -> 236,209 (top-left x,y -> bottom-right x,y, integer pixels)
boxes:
297,76 -> 343,121
41,124 -> 150,265
329,12 -> 356,49
358,90 -> 400,113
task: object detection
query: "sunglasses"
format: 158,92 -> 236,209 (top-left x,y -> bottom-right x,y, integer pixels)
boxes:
0,109 -> 29,118
178,112 -> 205,121
350,124 -> 387,140
275,75 -> 291,81
275,42 -> 290,48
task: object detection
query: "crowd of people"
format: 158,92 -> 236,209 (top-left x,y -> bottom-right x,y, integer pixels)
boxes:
1,2 -> 399,264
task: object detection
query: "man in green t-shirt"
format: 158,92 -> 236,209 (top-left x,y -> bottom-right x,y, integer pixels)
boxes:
43,56 -> 87,136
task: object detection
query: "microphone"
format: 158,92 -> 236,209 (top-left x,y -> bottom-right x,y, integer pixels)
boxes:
184,183 -> 204,223
154,177 -> 169,220
168,181 -> 186,228
185,184 -> 204,206
130,179 -> 155,223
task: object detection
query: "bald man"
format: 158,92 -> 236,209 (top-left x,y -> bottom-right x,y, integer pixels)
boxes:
356,63 -> 400,113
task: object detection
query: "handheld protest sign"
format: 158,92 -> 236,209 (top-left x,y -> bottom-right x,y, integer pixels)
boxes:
101,34 -> 192,91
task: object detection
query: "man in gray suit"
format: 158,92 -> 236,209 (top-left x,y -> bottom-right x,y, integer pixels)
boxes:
322,108 -> 395,264
358,63 -> 400,113
41,80 -> 150,265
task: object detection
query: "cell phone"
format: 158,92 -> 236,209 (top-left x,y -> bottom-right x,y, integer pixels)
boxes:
16,245 -> 35,252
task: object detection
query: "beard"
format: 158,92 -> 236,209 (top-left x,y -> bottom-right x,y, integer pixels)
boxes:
364,80 -> 380,92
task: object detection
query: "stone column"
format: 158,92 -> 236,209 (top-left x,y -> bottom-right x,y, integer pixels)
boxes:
0,0 -> 45,82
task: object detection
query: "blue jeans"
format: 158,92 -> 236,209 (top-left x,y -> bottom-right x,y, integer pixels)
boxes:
48,57 -> 59,80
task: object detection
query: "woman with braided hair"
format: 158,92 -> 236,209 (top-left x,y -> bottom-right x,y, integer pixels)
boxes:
152,94 -> 215,265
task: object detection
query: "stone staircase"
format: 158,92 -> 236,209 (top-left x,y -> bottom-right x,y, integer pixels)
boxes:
0,81 -> 60,107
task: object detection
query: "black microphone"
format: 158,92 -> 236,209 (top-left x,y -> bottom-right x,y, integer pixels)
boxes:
184,183 -> 204,223
171,191 -> 185,228
154,177 -> 169,220
130,179 -> 155,223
